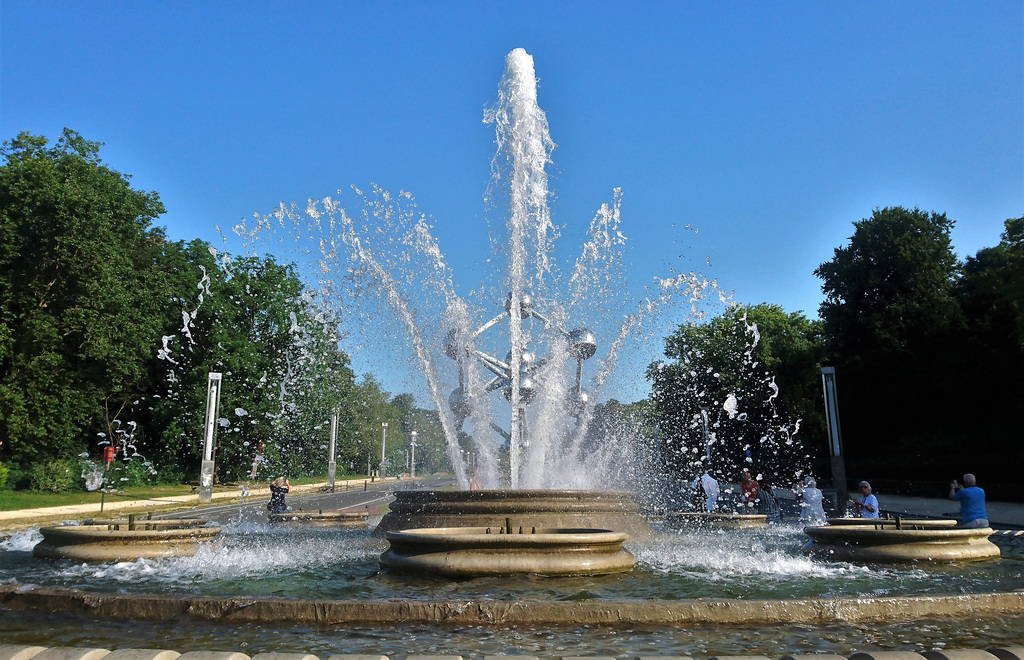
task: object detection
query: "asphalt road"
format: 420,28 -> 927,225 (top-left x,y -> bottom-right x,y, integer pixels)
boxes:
157,476 -> 454,525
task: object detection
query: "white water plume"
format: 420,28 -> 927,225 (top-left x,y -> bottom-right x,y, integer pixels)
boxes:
226,48 -> 728,491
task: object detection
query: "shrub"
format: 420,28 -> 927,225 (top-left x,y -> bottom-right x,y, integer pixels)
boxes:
0,461 -> 8,489
105,458 -> 159,489
29,459 -> 82,492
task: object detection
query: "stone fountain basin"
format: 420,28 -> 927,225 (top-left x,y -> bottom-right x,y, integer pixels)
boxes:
825,517 -> 958,528
374,489 -> 653,538
33,521 -> 222,563
803,524 -> 1001,563
380,526 -> 635,577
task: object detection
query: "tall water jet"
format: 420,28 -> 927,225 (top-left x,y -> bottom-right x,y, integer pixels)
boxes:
229,47 -> 719,495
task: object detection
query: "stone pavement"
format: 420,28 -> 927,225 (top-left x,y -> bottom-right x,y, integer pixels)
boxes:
0,477 -> 401,531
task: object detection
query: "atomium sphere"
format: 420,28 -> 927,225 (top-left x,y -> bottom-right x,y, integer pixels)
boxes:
504,291 -> 535,318
504,349 -> 535,373
443,328 -> 462,361
448,387 -> 471,420
503,376 -> 537,404
568,388 -> 590,416
568,327 -> 597,360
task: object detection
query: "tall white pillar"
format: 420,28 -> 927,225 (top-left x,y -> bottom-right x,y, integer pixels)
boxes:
380,422 -> 388,478
410,430 -> 417,478
328,409 -> 338,489
199,372 -> 222,503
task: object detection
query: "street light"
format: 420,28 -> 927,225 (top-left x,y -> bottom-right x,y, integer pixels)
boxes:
380,422 -> 388,479
410,431 -> 417,478
699,406 -> 711,464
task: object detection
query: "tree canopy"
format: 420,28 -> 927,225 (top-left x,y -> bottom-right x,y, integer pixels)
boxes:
0,129 -> 168,466
648,303 -> 824,486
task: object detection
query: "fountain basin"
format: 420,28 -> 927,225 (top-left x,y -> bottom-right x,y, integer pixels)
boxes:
803,524 -> 1001,563
380,526 -> 634,576
825,517 -> 958,528
268,510 -> 371,527
32,521 -> 221,562
375,489 -> 653,538
665,512 -> 769,529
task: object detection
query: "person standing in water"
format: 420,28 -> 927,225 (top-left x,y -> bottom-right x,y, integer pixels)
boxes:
268,476 -> 290,514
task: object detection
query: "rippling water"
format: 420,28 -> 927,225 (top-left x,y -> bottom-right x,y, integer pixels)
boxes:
2,520 -> 1021,602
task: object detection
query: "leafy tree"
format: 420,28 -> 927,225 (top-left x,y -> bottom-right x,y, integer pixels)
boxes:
137,244 -> 356,484
952,216 -> 1024,488
0,129 -> 168,469
647,304 -> 824,487
813,206 -> 977,489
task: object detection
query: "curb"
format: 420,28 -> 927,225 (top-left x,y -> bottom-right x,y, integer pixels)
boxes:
1,643 -> 1023,660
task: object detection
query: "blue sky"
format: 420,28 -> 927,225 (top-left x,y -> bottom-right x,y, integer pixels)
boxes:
3,1 -> 1022,400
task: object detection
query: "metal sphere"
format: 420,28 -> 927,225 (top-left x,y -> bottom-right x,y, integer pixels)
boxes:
504,349 -> 535,373
568,388 -> 590,417
448,388 -> 471,420
503,376 -> 537,404
504,291 -> 535,318
568,327 -> 597,360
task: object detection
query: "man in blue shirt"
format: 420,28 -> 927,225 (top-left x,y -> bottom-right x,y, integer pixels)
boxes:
950,473 -> 990,528
852,480 -> 879,518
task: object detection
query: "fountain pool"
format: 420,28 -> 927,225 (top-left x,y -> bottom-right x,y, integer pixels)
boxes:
1,522 -> 1023,653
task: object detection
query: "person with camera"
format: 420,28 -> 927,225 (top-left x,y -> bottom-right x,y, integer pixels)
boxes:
949,473 -> 989,528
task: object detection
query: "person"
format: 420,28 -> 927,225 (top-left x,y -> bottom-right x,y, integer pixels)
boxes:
950,473 -> 989,528
757,474 -> 781,521
268,476 -> 290,514
740,469 -> 760,509
797,476 -> 826,525
469,470 -> 482,491
851,480 -> 879,518
693,470 -> 720,511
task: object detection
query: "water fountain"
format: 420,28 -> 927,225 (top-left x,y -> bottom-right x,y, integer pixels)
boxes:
0,47 -> 1022,655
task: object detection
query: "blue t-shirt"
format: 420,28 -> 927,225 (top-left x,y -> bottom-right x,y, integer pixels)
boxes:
953,486 -> 988,524
860,493 -> 879,518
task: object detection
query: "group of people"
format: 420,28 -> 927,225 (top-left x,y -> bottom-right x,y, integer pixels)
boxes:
690,467 -> 990,529
689,468 -> 780,518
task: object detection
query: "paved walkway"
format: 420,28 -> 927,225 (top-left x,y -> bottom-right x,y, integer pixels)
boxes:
0,477 -> 402,531
877,492 -> 1024,528
3,482 -> 1023,531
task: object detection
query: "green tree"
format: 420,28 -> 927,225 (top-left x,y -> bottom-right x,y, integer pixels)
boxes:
139,245 -> 356,484
814,206 -> 962,361
647,304 -> 824,486
814,207 -> 967,489
0,129 -> 168,470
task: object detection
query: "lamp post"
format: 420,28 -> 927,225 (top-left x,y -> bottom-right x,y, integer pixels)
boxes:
699,406 -> 711,464
327,409 -> 338,490
410,431 -> 417,478
821,367 -> 848,505
199,372 -> 222,503
380,422 -> 388,479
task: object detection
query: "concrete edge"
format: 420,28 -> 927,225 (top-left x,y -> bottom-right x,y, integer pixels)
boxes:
0,584 -> 1022,626
3,650 -> 1024,660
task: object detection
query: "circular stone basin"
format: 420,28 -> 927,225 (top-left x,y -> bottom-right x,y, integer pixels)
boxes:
665,511 -> 768,529
825,517 -> 958,528
803,524 -> 1001,563
380,526 -> 635,576
33,520 -> 221,563
375,489 -> 653,539
269,510 -> 370,527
